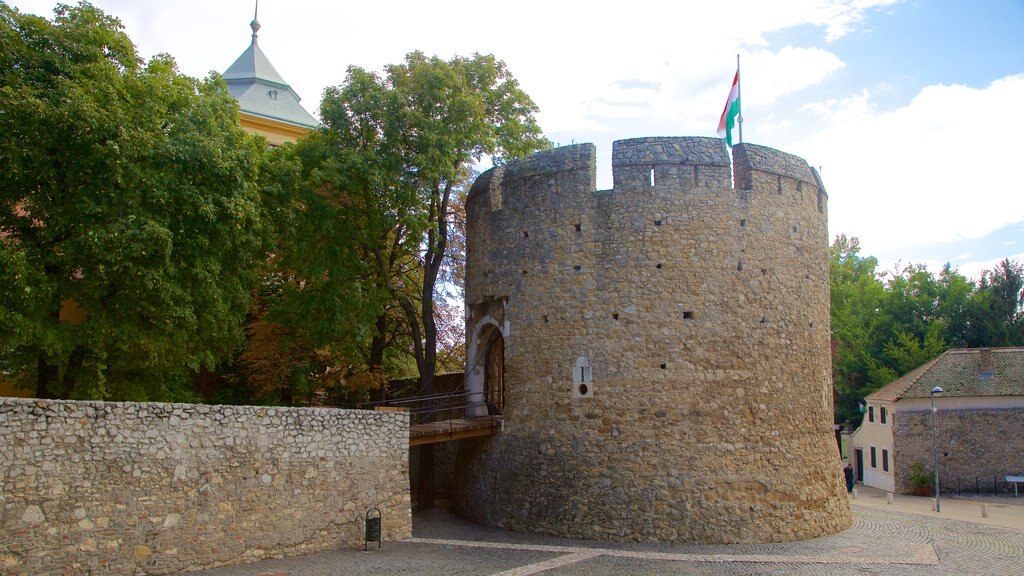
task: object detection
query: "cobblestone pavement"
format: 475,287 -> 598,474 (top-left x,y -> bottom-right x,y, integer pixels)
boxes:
190,500 -> 1024,576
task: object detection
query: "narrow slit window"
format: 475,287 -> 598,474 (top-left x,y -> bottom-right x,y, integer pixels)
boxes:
650,167 -> 656,187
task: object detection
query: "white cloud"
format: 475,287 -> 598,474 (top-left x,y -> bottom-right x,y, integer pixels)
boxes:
787,74 -> 1024,258
802,90 -> 876,124
11,0 -> 892,138
744,47 -> 847,107
954,252 -> 1024,282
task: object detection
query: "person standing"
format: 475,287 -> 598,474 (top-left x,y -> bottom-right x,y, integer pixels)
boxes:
843,464 -> 854,493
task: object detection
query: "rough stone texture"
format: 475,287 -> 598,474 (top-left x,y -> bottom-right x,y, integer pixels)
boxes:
893,408 -> 1024,493
455,137 -> 850,543
0,398 -> 411,575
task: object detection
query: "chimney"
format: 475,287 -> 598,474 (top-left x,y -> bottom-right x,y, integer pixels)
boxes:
979,348 -> 994,380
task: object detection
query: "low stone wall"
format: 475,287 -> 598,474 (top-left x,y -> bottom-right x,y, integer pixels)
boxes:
0,398 -> 410,575
893,408 -> 1024,493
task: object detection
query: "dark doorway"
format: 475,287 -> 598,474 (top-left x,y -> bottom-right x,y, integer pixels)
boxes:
854,448 -> 864,482
484,331 -> 504,415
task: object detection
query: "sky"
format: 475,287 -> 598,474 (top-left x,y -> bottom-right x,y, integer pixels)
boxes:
10,0 -> 1024,281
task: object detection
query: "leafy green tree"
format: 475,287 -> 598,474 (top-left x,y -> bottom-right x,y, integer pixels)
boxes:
963,258 -> 1024,346
829,235 -> 887,423
935,263 -> 975,347
276,51 -> 547,507
0,3 -> 268,400
829,233 -> 1024,426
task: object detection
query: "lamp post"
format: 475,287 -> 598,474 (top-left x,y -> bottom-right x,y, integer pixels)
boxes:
930,385 -> 944,512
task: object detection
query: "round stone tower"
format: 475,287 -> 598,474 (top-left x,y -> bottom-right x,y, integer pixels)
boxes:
455,137 -> 851,543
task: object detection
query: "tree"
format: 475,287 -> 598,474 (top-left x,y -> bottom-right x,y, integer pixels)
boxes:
829,233 -> 1024,426
280,52 -> 547,507
0,3 -> 268,400
829,235 -> 886,424
963,258 -> 1024,346
935,263 -> 975,347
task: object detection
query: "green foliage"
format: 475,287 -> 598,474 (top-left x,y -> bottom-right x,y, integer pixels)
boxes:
909,460 -> 933,488
963,258 -> 1024,347
0,3 -> 268,400
268,51 -> 547,396
829,235 -> 887,423
830,233 -> 1024,426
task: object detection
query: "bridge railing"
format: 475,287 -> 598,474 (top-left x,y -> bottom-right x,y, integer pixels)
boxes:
358,390 -> 498,426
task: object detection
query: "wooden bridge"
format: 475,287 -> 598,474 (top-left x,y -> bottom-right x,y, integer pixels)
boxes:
364,391 -> 502,446
409,415 -> 502,445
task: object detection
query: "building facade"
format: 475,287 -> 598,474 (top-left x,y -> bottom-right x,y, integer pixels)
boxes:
851,347 -> 1024,494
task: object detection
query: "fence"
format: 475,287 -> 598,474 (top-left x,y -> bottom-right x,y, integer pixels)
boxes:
945,475 -> 1024,496
360,389 -> 496,426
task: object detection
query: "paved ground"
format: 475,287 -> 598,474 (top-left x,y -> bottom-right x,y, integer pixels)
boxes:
190,487 -> 1024,576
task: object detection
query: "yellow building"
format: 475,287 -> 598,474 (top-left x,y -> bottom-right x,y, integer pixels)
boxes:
223,17 -> 318,145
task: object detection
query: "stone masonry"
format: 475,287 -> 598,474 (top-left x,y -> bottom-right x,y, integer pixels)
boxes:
893,408 -> 1024,494
0,398 -> 411,575
455,137 -> 851,543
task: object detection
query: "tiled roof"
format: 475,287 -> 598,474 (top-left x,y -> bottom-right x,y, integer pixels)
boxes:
222,20 -> 319,130
867,347 -> 1024,402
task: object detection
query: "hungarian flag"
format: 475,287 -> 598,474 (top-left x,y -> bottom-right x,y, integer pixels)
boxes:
717,70 -> 740,147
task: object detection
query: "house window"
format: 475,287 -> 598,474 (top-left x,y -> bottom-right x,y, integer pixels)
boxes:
870,446 -> 877,468
868,405 -> 874,422
882,449 -> 889,472
880,406 -> 887,424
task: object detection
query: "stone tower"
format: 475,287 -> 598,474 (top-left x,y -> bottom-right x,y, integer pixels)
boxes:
455,137 -> 851,543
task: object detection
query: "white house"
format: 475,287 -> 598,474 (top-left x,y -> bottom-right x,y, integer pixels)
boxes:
849,347 -> 1024,494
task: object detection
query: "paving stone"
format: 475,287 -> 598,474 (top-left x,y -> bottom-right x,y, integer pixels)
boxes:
188,500 -> 1024,576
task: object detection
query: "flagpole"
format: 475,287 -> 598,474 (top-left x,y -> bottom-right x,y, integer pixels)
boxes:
736,53 -> 743,144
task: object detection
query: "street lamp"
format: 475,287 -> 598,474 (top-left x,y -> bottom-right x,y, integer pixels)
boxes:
930,385 -> 944,512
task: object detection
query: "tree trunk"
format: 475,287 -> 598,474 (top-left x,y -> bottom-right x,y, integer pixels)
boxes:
370,313 -> 388,402
35,356 -> 59,399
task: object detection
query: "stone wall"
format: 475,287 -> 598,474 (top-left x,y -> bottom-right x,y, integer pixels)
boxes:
457,137 -> 850,544
893,407 -> 1024,493
0,398 -> 410,575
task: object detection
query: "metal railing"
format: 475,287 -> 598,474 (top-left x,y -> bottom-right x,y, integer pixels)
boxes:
359,389 -> 499,426
948,476 -> 1024,497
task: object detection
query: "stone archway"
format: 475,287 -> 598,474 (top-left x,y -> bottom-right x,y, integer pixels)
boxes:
466,314 -> 507,418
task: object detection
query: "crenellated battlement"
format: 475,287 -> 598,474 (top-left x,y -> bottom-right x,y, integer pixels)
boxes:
733,142 -> 825,193
470,137 -> 827,212
501,142 -> 596,185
